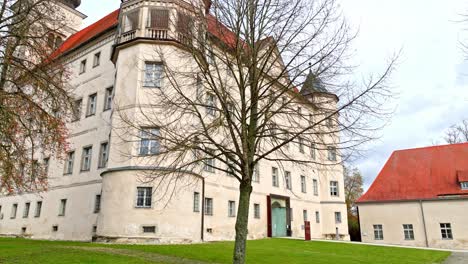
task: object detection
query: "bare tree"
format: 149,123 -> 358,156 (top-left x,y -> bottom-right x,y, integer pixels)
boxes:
115,0 -> 396,263
0,0 -> 73,194
444,120 -> 468,144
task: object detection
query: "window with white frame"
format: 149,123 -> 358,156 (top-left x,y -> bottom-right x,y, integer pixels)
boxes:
374,224 -> 384,240
193,192 -> 200,212
440,223 -> 453,240
104,87 -> 113,111
301,175 -> 307,193
299,137 -> 305,153
228,200 -> 236,217
310,143 -> 316,160
196,74 -> 203,101
23,202 -> 30,218
86,93 -> 97,116
58,199 -> 67,216
81,146 -> 93,171
315,211 -> 320,223
11,203 -> 17,219
403,224 -> 414,240
203,149 -> 215,173
461,182 -> 468,190
93,52 -> 100,67
206,93 -> 216,116
272,167 -> 279,187
79,59 -> 86,74
254,203 -> 260,219
313,179 -> 318,196
64,151 -> 74,175
252,164 -> 260,183
139,128 -> 160,155
285,171 -> 292,190
327,146 -> 337,161
94,195 -> 101,213
330,181 -> 339,196
148,9 -> 169,29
98,142 -> 109,168
136,187 -> 152,208
204,197 -> 213,215
35,201 -> 42,218
144,62 -> 163,88
303,210 -> 308,222
335,212 -> 342,223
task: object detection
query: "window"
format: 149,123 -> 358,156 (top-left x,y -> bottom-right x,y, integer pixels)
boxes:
64,151 -> 75,175
94,195 -> 101,213
196,74 -> 203,101
272,167 -> 279,187
86,93 -> 97,116
327,146 -> 337,161
11,204 -> 17,219
123,10 -> 140,32
326,117 -> 333,127
81,146 -> 93,171
254,203 -> 260,219
104,87 -> 113,111
193,192 -> 200,212
93,225 -> 97,233
299,138 -> 304,153
93,52 -> 101,67
148,9 -> 169,29
143,226 -> 156,233
98,142 -> 109,168
79,59 -> 86,74
310,143 -> 316,160
139,128 -> 160,155
21,227 -> 27,234
313,179 -> 319,196
52,225 -> 58,232
335,212 -> 342,223
461,182 -> 468,190
23,202 -> 30,218
203,149 -> 215,173
440,223 -> 453,240
301,175 -> 307,193
35,201 -> 42,218
285,171 -> 292,190
206,49 -> 215,65
252,164 -> 260,183
303,210 -> 308,222
144,62 -> 163,88
0,205 -> 2,220
330,181 -> 339,197
315,211 -> 320,223
72,99 -> 82,121
43,157 -> 50,175
228,200 -> 236,217
374,224 -> 384,240
403,224 -> 414,240
206,93 -> 216,116
136,187 -> 152,208
58,199 -> 67,216
177,11 -> 194,44
204,198 -> 213,215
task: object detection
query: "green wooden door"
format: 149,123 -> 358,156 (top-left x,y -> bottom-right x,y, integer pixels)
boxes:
272,207 -> 287,237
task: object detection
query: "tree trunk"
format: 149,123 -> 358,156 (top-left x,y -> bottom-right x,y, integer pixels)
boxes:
233,180 -> 253,264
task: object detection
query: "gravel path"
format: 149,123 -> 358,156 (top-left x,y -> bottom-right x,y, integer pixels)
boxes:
443,252 -> 468,264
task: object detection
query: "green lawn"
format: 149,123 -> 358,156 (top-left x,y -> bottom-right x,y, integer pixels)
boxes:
0,237 -> 450,264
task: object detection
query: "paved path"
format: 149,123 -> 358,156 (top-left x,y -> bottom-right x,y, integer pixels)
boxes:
443,252 -> 468,264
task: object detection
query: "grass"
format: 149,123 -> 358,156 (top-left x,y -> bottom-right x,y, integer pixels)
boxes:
0,237 -> 450,264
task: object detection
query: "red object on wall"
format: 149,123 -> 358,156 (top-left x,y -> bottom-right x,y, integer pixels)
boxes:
304,221 -> 311,241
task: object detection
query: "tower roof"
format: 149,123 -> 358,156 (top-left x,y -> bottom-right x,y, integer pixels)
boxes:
300,70 -> 328,96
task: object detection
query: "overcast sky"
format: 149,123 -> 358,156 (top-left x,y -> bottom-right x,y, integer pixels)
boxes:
78,1 -> 468,189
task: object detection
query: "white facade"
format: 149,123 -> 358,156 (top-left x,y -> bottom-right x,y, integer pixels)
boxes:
0,0 -> 349,243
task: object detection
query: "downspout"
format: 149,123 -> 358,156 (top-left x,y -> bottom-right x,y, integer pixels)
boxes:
201,177 -> 205,242
419,200 -> 429,248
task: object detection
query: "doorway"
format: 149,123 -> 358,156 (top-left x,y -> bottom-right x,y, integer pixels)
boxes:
271,201 -> 287,237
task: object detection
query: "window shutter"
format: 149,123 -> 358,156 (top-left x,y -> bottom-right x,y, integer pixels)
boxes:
150,9 -> 169,29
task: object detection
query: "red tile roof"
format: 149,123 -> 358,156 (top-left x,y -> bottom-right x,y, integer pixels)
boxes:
357,143 -> 468,203
52,9 -> 120,58
458,170 -> 468,182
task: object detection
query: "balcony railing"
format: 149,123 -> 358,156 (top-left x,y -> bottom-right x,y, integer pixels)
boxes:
146,28 -> 168,40
120,29 -> 137,43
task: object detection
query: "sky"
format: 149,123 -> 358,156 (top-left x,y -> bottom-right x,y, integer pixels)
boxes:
77,1 -> 468,190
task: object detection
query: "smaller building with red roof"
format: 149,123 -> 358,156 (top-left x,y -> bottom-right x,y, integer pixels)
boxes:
357,143 -> 468,250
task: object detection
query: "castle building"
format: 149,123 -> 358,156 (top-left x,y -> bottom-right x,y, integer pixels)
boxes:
0,0 -> 349,243
357,143 -> 468,250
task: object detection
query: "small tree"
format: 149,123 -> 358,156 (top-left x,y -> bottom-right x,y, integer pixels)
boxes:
444,120 -> 468,144
115,0 -> 396,263
0,0 -> 73,193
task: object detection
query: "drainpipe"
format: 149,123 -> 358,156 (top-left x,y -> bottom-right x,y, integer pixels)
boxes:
201,177 -> 205,242
419,200 -> 429,248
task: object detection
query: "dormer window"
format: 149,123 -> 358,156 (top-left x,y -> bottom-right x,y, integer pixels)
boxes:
461,182 -> 468,190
